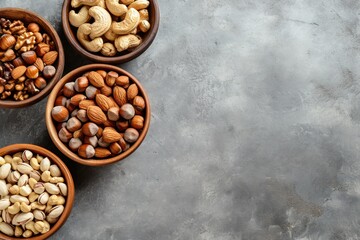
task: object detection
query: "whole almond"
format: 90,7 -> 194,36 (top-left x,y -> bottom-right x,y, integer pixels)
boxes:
127,84 -> 138,100
113,86 -> 127,106
34,58 -> 44,71
11,66 -> 26,80
43,51 -> 58,65
88,71 -> 105,88
79,99 -> 96,109
94,148 -> 112,158
87,106 -> 107,124
102,127 -> 122,143
96,94 -> 115,111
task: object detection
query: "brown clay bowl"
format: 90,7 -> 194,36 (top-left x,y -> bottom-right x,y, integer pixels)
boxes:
61,0 -> 160,64
0,8 -> 65,108
0,144 -> 75,240
45,64 -> 151,166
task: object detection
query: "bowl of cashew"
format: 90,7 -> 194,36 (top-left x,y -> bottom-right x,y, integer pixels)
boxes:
62,0 -> 160,64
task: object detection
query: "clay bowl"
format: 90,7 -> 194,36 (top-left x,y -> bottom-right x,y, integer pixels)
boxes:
46,64 -> 150,166
61,0 -> 160,64
0,8 -> 65,108
0,144 -> 75,240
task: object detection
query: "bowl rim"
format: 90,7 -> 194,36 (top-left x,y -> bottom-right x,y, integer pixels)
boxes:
0,143 -> 75,240
0,8 -> 65,109
61,0 -> 160,64
46,64 -> 151,166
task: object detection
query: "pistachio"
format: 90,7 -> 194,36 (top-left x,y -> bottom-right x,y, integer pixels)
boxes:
38,192 -> 49,205
0,198 -> 10,210
34,182 -> 45,194
58,183 -> 68,196
30,157 -> 40,170
20,202 -> 31,213
0,163 -> 11,179
18,174 -> 29,187
33,210 -> 45,221
7,171 -> 20,183
46,216 -> 58,224
16,163 -> 32,174
44,183 -> 60,195
12,212 -> 34,225
19,185 -> 32,197
40,157 -> 50,172
14,225 -> 23,237
7,202 -> 20,214
22,150 -> 33,161
10,195 -> 30,204
49,164 -> 61,177
3,155 -> 12,164
2,210 -> 12,224
48,205 -> 64,219
29,170 -> 41,181
41,170 -> 51,182
0,222 -> 14,236
0,180 -> 8,196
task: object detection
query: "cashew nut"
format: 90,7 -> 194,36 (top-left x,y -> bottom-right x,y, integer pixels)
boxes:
88,6 -> 112,39
106,0 -> 128,16
69,6 -> 91,27
120,0 -> 134,5
114,34 -> 142,52
97,0 -> 106,8
139,9 -> 149,21
128,0 -> 149,10
138,20 -> 150,32
77,23 -> 104,52
111,8 -> 140,35
71,0 -> 100,8
101,43 -> 117,56
104,28 -> 118,41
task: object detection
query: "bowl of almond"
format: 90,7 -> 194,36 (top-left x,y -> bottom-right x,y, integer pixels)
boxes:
45,64 -> 150,166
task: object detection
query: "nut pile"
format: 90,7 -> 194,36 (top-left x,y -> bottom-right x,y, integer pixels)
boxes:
0,150 -> 67,237
51,70 -> 146,159
69,0 -> 151,56
0,18 -> 58,101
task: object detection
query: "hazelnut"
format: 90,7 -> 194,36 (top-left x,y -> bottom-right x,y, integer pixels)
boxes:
27,23 -> 40,33
73,129 -> 83,139
109,142 -> 122,155
69,138 -> 82,152
76,109 -> 89,122
71,109 -> 79,117
105,71 -> 118,87
85,86 -> 100,99
34,77 -> 47,90
26,65 -> 39,79
84,136 -> 98,147
124,128 -> 139,143
51,106 -> 69,122
0,34 -> 16,50
133,96 -> 145,111
66,117 -> 82,132
131,115 -> 144,130
12,57 -> 25,67
98,137 -> 110,148
43,65 -> 56,79
100,85 -> 112,96
55,96 -> 67,106
65,100 -> 76,112
119,103 -> 135,120
96,70 -> 107,79
74,76 -> 89,92
107,107 -> 120,121
63,82 -> 75,98
58,127 -> 72,143
115,76 -> 129,87
116,120 -> 129,132
78,144 -> 95,159
21,51 -> 37,65
70,94 -> 86,106
34,32 -> 43,44
82,122 -> 99,137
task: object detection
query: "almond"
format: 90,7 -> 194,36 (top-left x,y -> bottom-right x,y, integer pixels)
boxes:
34,58 -> 44,71
87,106 -> 107,124
70,94 -> 86,106
43,51 -> 58,65
113,86 -> 127,106
94,148 -> 112,158
11,66 -> 26,80
79,99 -> 96,109
88,71 -> 105,88
95,94 -> 115,111
102,127 -> 122,143
127,84 -> 138,100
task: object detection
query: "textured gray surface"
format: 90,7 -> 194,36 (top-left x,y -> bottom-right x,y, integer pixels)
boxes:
0,0 -> 360,239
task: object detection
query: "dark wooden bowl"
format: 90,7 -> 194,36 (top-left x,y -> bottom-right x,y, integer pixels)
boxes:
0,8 -> 65,108
61,0 -> 160,64
0,144 -> 75,240
46,64 -> 151,166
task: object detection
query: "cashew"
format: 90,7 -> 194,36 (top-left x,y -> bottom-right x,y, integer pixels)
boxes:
77,23 -> 104,52
105,0 -> 128,16
104,28 -> 118,41
114,34 -> 142,52
111,8 -> 140,35
120,0 -> 134,5
97,0 -> 106,8
71,0 -> 100,8
128,0 -> 149,10
139,9 -> 149,21
101,43 -> 117,56
89,6 -> 112,39
69,6 -> 91,27
138,20 -> 150,32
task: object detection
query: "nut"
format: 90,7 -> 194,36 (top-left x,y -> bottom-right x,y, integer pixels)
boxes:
85,85 -> 100,99
34,77 -> 47,90
76,109 -> 89,122
113,86 -> 127,106
115,75 -> 129,87
107,107 -> 120,121
27,23 -> 40,33
26,65 -> 39,79
63,82 -> 76,97
42,51 -> 58,65
74,76 -> 89,92
95,148 -> 112,158
66,117 -> 82,132
79,99 -> 96,109
124,128 -> 139,143
131,115 -> 144,129
69,138 -> 83,151
120,103 -> 135,120
82,122 -> 99,136
35,43 -> 50,57
11,66 -> 26,80
133,95 -> 145,111
87,105 -> 107,124
88,71 -> 105,87
127,83 -> 138,100
109,142 -> 122,155
59,127 -> 73,143
70,94 -> 87,106
102,127 -> 122,143
78,144 -> 95,158
0,34 -> 16,50
43,65 -> 56,79
21,50 -> 37,65
96,93 -> 115,111
51,106 -> 69,122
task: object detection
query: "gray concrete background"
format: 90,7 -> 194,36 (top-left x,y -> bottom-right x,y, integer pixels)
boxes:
0,0 -> 360,239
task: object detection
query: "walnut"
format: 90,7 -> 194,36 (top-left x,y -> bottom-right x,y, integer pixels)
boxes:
9,20 -> 26,35
0,18 -> 11,34
15,32 -> 36,52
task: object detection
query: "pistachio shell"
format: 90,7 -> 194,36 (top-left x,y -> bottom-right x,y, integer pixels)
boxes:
17,163 -> 32,174
48,205 -> 64,219
0,222 -> 14,236
0,163 -> 11,179
0,198 -> 10,210
40,157 -> 50,172
12,212 -> 34,225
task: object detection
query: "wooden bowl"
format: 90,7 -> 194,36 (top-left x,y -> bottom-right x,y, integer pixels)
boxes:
0,8 -> 65,108
61,0 -> 160,64
46,64 -> 151,166
0,144 -> 75,240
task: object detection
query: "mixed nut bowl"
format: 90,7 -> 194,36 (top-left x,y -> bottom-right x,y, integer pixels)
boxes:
0,0 -> 158,237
